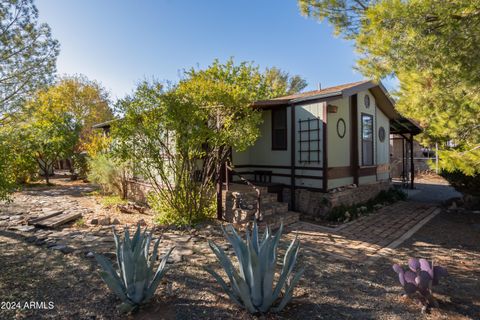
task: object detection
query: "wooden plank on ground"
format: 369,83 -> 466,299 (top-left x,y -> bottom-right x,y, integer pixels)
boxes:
27,210 -> 64,225
34,211 -> 82,228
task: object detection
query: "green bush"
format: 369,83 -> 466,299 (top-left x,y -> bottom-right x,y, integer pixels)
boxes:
148,184 -> 215,226
326,188 -> 407,222
87,154 -> 129,199
441,170 -> 480,196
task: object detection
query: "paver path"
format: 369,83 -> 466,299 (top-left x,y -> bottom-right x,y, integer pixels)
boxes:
287,201 -> 440,263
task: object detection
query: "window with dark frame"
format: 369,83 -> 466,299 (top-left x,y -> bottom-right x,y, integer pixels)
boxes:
272,108 -> 287,150
361,113 -> 374,166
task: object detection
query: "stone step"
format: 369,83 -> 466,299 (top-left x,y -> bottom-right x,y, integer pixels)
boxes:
260,202 -> 289,217
258,211 -> 300,230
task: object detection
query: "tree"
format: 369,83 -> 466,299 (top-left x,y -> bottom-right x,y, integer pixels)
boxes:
0,135 -> 16,201
112,59 -> 304,225
0,0 -> 59,115
22,104 -> 80,184
264,67 -> 307,96
298,0 -> 480,185
30,75 -> 113,178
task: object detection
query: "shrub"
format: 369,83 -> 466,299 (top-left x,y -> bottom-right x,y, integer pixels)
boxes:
326,188 -> 407,222
441,170 -> 480,196
148,184 -> 215,226
207,222 -> 304,314
87,154 -> 129,199
393,258 -> 448,311
94,226 -> 174,313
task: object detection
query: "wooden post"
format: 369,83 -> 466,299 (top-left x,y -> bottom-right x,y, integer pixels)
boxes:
216,177 -> 222,220
290,105 -> 296,210
322,102 -> 328,192
410,136 -> 414,189
350,94 -> 359,186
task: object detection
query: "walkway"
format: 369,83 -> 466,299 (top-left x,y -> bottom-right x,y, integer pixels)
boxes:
287,201 -> 440,264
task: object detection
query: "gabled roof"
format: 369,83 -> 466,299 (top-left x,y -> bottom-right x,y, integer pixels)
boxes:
253,80 -> 385,107
253,79 -> 422,135
271,80 -> 371,102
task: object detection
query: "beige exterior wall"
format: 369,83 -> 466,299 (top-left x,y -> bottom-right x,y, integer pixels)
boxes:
294,102 -> 324,189
233,89 -> 392,190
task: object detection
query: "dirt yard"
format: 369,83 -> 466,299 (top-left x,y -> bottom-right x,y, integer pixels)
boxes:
0,178 -> 479,319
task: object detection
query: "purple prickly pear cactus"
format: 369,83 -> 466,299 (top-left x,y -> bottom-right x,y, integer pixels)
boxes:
392,257 -> 448,310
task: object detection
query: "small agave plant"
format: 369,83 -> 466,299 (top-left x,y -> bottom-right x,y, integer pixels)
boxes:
95,225 -> 174,313
393,258 -> 448,311
207,221 -> 304,314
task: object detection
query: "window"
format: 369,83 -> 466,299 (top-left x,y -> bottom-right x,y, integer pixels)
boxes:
361,113 -> 374,166
272,108 -> 287,150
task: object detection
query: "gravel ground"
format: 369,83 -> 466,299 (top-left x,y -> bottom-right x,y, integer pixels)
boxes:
0,179 -> 478,319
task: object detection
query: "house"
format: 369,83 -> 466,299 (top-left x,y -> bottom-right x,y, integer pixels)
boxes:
223,80 -> 421,225
93,80 -> 421,227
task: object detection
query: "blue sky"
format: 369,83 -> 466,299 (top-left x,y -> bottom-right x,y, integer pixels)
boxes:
36,0 -> 367,100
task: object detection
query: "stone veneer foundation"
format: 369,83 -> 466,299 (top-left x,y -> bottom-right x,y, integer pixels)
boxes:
282,181 -> 391,220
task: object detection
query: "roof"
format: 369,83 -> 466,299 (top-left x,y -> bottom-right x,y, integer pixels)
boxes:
253,80 -> 372,107
92,119 -> 116,129
92,80 -> 422,135
390,117 -> 423,135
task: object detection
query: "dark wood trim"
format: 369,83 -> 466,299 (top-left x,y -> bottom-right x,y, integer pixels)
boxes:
410,136 -> 415,189
322,102 -> 328,192
290,105 -> 296,209
350,94 -> 359,185
291,95 -> 341,107
359,166 -> 377,177
234,164 -> 290,169
233,164 -> 323,171
295,185 -> 325,192
232,171 -> 323,180
272,108 -> 287,150
328,166 -> 353,179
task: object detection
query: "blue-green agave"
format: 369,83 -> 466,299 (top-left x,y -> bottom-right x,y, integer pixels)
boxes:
207,222 -> 304,314
94,226 -> 174,313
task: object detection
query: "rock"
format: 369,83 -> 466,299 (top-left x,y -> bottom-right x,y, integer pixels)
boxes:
25,236 -> 37,243
359,206 -> 368,212
111,218 -> 121,225
12,225 -> 36,232
373,204 -> 383,210
98,217 -> 111,226
10,215 -> 23,221
89,218 -> 99,225
51,244 -> 74,254
0,215 -> 9,220
47,242 -> 59,248
473,210 -> 480,214
85,252 -> 95,258
103,252 -> 116,260
137,219 -> 147,226
34,239 -> 46,246
167,253 -> 183,264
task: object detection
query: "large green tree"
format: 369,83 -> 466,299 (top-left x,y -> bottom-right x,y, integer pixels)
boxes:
298,0 -> 480,185
22,106 -> 80,184
0,0 -> 59,116
112,59 -> 306,225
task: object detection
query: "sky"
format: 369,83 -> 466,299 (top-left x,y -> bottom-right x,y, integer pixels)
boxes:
36,0 -> 367,100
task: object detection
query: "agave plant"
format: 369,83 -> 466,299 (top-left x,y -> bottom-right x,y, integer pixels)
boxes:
207,221 -> 304,314
393,258 -> 448,309
94,225 -> 174,313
